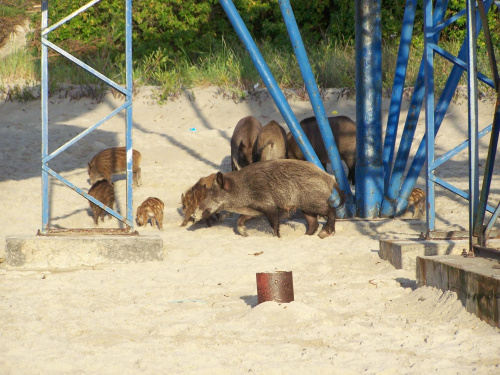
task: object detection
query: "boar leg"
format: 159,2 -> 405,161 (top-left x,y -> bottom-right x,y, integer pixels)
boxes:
236,214 -> 256,237
265,209 -> 282,238
204,217 -> 213,228
302,211 -> 319,235
318,207 -> 337,239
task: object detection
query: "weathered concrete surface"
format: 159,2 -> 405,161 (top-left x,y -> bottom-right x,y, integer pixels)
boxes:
416,254 -> 500,328
379,239 -> 472,271
5,235 -> 163,269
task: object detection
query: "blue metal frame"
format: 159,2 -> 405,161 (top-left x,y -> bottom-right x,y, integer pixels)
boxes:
278,0 -> 354,216
40,0 -> 134,233
219,0 -> 350,216
355,0 -> 383,218
381,0 -> 496,230
382,0 -> 417,194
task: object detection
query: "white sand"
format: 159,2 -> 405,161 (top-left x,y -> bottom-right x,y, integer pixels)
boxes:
0,86 -> 499,374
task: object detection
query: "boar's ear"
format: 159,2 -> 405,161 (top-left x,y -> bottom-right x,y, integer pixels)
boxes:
215,172 -> 224,188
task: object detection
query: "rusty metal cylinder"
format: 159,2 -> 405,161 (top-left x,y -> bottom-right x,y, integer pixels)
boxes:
256,271 -> 294,304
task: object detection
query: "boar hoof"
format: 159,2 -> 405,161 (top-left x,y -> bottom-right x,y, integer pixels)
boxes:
237,225 -> 248,237
318,229 -> 333,239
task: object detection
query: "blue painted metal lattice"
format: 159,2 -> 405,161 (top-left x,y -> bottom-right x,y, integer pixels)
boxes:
40,0 -> 134,233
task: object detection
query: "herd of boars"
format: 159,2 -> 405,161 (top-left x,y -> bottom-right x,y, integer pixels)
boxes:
183,114 -> 358,238
86,116 -> 424,235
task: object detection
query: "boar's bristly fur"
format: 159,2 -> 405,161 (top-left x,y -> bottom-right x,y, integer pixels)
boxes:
196,159 -> 343,238
252,120 -> 288,163
287,115 -> 356,185
88,147 -> 142,187
230,116 -> 262,171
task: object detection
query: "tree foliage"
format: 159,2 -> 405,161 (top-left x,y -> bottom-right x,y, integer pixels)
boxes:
44,0 -> 499,60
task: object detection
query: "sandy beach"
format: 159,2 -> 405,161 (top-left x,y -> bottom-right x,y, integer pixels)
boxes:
0,86 -> 499,374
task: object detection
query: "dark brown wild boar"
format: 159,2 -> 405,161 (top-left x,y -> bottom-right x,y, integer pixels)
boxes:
136,197 -> 164,230
252,120 -> 288,163
287,115 -> 356,184
231,116 -> 262,170
195,159 -> 344,238
88,147 -> 142,186
181,173 -> 219,227
88,179 -> 115,225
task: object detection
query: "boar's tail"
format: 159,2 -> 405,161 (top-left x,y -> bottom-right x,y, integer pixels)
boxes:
329,184 -> 345,210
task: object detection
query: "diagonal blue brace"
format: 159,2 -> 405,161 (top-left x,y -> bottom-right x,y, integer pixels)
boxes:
40,0 -> 134,232
278,0 -> 354,216
380,0 -> 449,217
219,0 -> 346,214
382,0 -> 417,194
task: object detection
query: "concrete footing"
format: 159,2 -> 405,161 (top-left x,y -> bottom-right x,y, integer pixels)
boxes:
379,238 -> 475,271
5,235 -> 163,269
417,255 -> 500,328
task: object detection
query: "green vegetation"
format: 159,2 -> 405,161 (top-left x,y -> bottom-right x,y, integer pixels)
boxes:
1,0 -> 499,102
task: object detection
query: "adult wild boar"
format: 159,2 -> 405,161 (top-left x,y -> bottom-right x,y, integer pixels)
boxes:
230,116 -> 262,170
252,120 -> 288,163
194,159 -> 344,238
287,115 -> 356,184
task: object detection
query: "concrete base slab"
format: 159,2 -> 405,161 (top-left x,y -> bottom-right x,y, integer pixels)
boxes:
416,255 -> 500,328
5,235 -> 163,269
379,238 -> 474,271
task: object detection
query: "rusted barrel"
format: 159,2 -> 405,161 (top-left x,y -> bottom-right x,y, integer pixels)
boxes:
256,271 -> 294,304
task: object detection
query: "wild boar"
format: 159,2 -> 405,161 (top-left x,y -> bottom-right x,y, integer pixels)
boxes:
195,159 -> 344,238
406,188 -> 426,218
136,197 -> 164,230
287,115 -> 356,184
88,179 -> 115,225
181,173 -> 219,227
231,116 -> 262,170
252,120 -> 288,163
88,147 -> 142,187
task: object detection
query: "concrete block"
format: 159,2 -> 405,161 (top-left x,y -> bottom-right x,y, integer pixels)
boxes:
416,255 -> 500,328
5,235 -> 163,269
379,238 -> 470,271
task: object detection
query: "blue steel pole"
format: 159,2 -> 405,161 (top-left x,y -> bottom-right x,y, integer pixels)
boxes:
382,0 -> 417,194
390,0 -> 492,217
278,0 -> 354,216
41,0 -> 49,233
424,0 -> 436,232
380,0 -> 448,217
475,0 -> 499,245
355,0 -> 383,218
218,0 -> 346,211
467,0 -> 479,250
125,0 -> 133,228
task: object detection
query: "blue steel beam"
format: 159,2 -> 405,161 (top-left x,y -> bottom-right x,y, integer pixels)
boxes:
42,166 -> 127,223
383,0 -> 417,193
475,0 -> 500,245
431,123 -> 492,170
380,0 -> 449,218
218,0 -> 346,212
382,0 -> 417,194
125,0 -> 134,225
466,0 -> 479,250
430,175 -> 496,213
278,0 -> 354,216
424,0 -> 437,230
41,0 -> 49,232
387,0 -> 493,219
355,0 -> 383,218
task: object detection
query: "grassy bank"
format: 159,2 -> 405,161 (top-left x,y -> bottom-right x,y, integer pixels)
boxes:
1,35 -> 497,103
